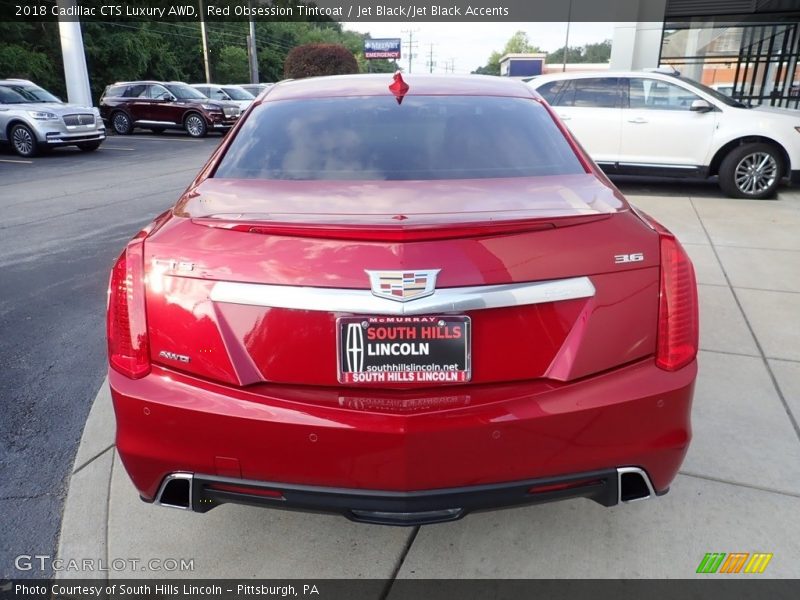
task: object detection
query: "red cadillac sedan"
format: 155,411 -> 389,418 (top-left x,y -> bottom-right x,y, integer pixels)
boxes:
107,73 -> 698,525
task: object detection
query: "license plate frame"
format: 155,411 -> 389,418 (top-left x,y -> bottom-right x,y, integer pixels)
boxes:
337,315 -> 471,384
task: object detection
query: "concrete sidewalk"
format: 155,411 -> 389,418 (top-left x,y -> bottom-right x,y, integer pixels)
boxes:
56,187 -> 800,582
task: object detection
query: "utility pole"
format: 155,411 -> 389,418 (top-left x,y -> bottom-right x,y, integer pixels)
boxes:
562,0 -> 573,72
199,0 -> 211,83
402,29 -> 419,73
247,4 -> 258,84
427,43 -> 436,73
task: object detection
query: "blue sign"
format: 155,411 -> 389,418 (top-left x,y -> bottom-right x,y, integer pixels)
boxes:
364,38 -> 402,60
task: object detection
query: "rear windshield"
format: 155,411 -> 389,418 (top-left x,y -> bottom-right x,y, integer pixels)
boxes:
214,96 -> 585,181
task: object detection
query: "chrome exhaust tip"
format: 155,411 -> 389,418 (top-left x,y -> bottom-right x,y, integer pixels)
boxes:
154,473 -> 194,510
617,467 -> 656,503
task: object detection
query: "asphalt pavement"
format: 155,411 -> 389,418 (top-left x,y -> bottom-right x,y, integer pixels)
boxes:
0,132 -> 223,578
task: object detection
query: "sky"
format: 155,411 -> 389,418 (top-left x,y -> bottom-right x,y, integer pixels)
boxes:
344,22 -> 617,74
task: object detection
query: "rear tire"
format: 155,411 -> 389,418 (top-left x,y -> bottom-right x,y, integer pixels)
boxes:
719,142 -> 782,199
77,141 -> 102,152
10,123 -> 39,157
184,113 -> 207,138
111,111 -> 132,135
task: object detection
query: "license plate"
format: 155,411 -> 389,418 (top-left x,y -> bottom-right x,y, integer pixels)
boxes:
337,316 -> 471,384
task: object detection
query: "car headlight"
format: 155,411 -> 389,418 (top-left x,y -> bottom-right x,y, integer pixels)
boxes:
201,104 -> 222,112
27,111 -> 59,120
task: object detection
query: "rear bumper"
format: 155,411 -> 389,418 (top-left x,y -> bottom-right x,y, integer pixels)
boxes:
152,467 -> 657,526
111,358 -> 695,515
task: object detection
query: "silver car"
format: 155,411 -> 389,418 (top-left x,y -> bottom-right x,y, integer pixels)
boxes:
0,79 -> 106,157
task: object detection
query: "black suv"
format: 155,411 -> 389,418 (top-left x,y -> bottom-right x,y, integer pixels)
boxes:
99,81 -> 241,137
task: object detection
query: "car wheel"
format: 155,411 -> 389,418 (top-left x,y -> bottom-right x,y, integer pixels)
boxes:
184,113 -> 207,138
719,143 -> 782,199
111,111 -> 132,135
77,141 -> 102,152
10,123 -> 39,157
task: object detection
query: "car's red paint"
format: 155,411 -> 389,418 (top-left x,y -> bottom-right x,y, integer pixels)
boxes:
112,359 -> 694,500
108,74 -> 698,521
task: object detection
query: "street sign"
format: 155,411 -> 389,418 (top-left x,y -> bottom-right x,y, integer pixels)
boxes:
364,38 -> 402,60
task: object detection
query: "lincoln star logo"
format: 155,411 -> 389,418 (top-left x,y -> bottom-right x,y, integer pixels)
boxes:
366,269 -> 440,302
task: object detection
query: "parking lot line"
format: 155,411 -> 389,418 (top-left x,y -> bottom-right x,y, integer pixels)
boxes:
117,136 -> 205,143
0,158 -> 33,164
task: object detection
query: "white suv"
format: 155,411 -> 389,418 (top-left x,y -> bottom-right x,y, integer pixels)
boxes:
529,70 -> 800,199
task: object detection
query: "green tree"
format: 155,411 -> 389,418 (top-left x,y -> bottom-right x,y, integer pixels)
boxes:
547,40 -> 612,64
216,46 -> 250,84
472,31 -> 542,75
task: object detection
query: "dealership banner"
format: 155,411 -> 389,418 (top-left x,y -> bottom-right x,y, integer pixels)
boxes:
2,579 -> 800,599
1,0 -> 669,22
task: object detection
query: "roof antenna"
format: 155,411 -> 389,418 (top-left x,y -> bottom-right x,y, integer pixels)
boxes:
389,71 -> 409,105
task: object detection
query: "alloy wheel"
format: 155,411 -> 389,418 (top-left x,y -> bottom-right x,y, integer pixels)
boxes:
186,115 -> 204,137
734,152 -> 778,196
113,113 -> 130,134
12,126 -> 34,156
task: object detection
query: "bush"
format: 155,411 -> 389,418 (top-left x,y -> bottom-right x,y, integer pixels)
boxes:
283,43 -> 359,79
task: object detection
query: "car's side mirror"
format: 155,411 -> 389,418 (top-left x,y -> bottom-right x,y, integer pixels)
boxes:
690,99 -> 713,112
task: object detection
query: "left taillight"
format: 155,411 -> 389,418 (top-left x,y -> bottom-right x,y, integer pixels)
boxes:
656,233 -> 699,371
107,234 -> 150,379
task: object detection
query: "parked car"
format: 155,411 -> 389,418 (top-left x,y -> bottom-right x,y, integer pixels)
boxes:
0,79 -> 105,157
237,83 -> 274,97
99,81 -> 241,137
529,69 -> 800,198
108,74 -> 698,525
190,83 -> 255,111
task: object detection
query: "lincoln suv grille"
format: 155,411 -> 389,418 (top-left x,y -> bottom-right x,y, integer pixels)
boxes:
63,114 -> 96,126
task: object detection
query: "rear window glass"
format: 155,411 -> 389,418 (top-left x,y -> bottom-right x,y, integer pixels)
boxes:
213,96 -> 585,181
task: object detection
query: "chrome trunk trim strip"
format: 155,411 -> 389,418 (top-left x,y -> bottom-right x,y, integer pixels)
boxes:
209,276 -> 595,316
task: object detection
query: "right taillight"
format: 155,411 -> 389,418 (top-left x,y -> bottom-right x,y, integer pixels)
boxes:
656,233 -> 699,371
107,234 -> 150,379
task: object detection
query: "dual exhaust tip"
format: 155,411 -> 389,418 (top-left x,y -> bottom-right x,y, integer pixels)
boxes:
154,467 -> 656,514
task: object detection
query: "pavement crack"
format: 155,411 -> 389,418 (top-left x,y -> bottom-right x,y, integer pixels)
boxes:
380,526 -> 420,600
0,492 -> 53,501
72,444 -> 115,475
678,470 -> 800,499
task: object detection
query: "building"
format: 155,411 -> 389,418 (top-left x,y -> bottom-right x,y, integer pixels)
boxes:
612,0 -> 800,109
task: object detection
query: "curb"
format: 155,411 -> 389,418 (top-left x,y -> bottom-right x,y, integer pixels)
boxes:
56,379 -> 114,581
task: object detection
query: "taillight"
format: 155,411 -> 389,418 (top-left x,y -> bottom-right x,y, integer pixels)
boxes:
107,235 -> 150,379
656,234 -> 699,371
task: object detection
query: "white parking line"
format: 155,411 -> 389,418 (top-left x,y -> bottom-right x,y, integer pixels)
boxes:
119,137 -> 204,143
0,158 -> 33,164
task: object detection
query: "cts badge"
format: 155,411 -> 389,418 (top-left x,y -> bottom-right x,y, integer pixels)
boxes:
366,269 -> 440,302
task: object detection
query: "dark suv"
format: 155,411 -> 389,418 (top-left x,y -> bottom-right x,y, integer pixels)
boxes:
99,81 -> 241,137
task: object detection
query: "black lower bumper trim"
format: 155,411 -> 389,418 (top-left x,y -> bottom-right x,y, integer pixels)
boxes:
189,470 -> 621,525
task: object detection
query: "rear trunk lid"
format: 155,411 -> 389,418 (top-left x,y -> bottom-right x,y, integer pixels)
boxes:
144,174 -> 660,399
